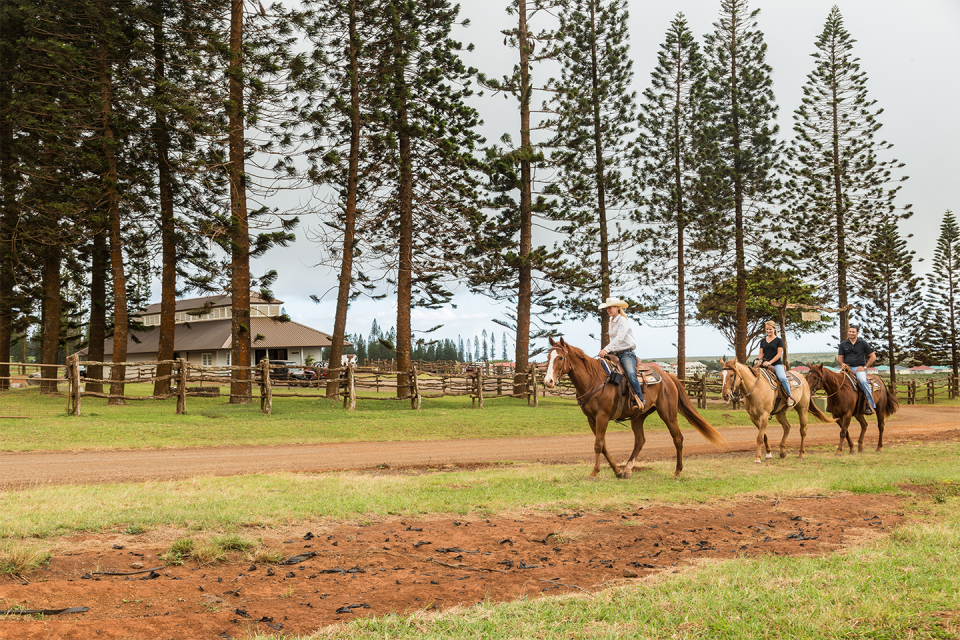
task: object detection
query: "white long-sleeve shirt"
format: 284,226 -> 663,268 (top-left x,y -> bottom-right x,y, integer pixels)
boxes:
604,314 -> 637,353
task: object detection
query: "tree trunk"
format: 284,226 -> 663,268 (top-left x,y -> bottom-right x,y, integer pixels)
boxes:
327,0 -> 360,398
99,27 -> 127,405
40,245 -> 61,394
514,0 -> 532,395
588,0 -> 610,348
86,221 -> 109,393
395,71 -> 413,399
730,21 -> 747,363
0,62 -> 14,390
228,0 -> 251,403
153,0 -> 176,396
673,52 -> 685,379
832,78 -> 849,338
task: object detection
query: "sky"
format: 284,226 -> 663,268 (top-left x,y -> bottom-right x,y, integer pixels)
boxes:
246,0 -> 960,361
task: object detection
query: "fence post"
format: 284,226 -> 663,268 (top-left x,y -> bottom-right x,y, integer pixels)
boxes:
410,368 -> 421,410
477,368 -> 484,409
927,379 -> 935,404
345,364 -> 356,410
496,365 -> 503,397
260,359 -> 272,414
700,375 -> 707,409
70,354 -> 81,416
529,364 -> 538,407
176,359 -> 187,414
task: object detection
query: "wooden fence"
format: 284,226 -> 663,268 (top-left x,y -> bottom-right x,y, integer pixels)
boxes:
339,364 -> 539,410
899,375 -> 958,405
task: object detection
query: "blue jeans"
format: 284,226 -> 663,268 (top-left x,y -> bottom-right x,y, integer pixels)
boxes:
855,369 -> 876,408
773,364 -> 791,397
618,350 -> 644,403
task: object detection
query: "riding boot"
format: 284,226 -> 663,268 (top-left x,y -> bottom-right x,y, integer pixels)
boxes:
631,391 -> 644,413
863,404 -> 873,415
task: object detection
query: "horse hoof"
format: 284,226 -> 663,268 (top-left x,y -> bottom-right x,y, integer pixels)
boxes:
585,476 -> 597,482
765,453 -> 773,459
779,452 -> 786,459
754,459 -> 762,465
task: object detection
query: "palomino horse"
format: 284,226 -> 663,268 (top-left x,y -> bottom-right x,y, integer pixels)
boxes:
543,337 -> 727,479
805,364 -> 899,454
720,358 -> 832,463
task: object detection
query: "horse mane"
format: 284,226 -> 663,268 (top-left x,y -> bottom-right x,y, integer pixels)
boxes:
561,341 -> 606,380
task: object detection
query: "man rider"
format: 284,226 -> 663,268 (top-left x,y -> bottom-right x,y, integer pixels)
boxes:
837,325 -> 878,415
597,297 -> 645,412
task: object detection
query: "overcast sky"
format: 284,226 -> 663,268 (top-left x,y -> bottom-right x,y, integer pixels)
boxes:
250,0 -> 960,361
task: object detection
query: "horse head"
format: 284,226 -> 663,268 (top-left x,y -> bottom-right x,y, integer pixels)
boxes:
719,356 -> 739,403
805,364 -> 824,393
543,336 -> 570,389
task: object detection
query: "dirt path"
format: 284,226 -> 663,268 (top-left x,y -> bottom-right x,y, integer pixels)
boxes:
1,404 -> 957,489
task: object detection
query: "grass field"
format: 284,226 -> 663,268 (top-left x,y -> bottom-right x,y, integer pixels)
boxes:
0,386 -> 779,452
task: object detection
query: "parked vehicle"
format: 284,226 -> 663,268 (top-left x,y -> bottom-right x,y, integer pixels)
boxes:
268,360 -> 297,380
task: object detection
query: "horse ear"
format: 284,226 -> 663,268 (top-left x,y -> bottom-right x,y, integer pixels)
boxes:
548,336 -> 556,346
558,337 -> 566,347
720,356 -> 725,364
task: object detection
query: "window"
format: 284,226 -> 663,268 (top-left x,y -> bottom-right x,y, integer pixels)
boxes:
201,353 -> 213,367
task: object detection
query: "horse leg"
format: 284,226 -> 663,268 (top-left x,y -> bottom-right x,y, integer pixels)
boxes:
876,409 -> 885,453
588,415 -> 621,480
855,414 -> 868,453
836,416 -> 851,455
754,414 -> 770,464
619,412 -> 650,479
774,411 -> 792,459
655,399 -> 684,477
795,405 -> 808,460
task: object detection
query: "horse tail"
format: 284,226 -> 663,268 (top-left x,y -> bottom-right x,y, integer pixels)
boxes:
878,380 -> 901,417
807,398 -> 833,423
671,375 -> 728,452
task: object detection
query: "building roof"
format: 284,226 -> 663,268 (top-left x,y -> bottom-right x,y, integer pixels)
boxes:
92,317 -> 344,356
135,293 -> 282,316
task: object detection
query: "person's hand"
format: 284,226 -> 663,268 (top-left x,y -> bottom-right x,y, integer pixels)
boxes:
598,349 -> 607,358
857,366 -> 865,373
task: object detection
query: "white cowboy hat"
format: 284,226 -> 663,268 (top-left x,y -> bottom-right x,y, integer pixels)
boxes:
598,297 -> 628,310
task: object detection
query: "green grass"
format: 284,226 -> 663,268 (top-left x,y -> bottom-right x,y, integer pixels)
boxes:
1,440 -> 956,539
0,388 -> 768,452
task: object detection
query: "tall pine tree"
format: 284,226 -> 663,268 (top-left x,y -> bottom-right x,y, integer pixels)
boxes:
925,211 -> 959,377
546,0 -> 642,346
635,13 -> 713,378
785,6 -> 910,338
859,216 -> 922,383
701,0 -> 783,361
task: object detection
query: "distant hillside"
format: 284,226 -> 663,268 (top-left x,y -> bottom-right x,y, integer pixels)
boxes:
650,352 -> 836,364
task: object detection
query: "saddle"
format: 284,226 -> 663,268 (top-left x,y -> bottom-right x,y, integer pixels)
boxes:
756,366 -> 803,415
600,356 -> 661,420
842,369 -> 881,414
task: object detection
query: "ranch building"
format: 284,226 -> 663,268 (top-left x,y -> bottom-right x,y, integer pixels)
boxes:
85,293 -> 345,368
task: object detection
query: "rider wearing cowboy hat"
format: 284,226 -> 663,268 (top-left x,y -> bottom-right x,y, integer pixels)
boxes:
597,297 -> 645,412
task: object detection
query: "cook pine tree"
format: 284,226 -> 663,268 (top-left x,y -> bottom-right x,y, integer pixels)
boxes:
859,216 -> 922,383
784,6 -> 910,338
635,13 -> 713,378
701,0 -> 784,362
925,210 -> 959,378
546,0 -> 642,346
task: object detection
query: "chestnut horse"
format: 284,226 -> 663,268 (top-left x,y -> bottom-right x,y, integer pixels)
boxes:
805,364 -> 899,454
543,337 -> 727,479
720,358 -> 833,463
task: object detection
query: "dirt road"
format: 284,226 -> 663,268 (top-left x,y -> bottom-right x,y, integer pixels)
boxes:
2,404 -> 957,489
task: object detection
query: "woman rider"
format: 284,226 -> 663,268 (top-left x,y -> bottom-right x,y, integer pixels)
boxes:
596,297 -> 644,412
756,320 -> 794,407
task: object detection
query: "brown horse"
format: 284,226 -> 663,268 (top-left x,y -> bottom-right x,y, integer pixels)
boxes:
543,337 -> 727,479
805,364 -> 899,454
720,358 -> 833,463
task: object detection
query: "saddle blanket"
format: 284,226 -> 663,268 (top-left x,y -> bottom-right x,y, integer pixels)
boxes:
758,368 -> 803,390
844,371 -> 883,394
600,359 -> 662,385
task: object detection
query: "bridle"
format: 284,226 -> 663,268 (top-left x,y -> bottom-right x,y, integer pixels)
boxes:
548,344 -> 608,407
722,362 -> 760,403
807,367 -> 843,400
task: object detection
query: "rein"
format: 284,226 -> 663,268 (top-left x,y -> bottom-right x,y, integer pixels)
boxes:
551,345 -> 609,407
727,365 -> 761,403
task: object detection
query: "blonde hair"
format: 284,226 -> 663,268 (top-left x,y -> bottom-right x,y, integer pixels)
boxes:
617,308 -> 627,318
765,320 -> 777,331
